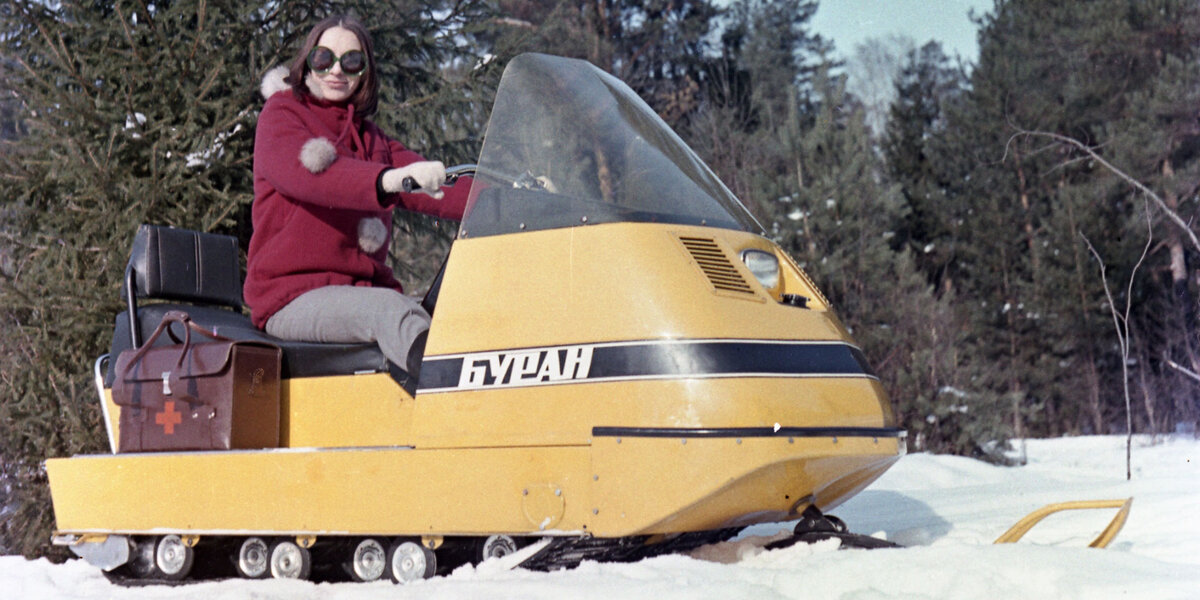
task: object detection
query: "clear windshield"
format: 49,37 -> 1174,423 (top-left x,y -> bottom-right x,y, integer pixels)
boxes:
460,53 -> 762,238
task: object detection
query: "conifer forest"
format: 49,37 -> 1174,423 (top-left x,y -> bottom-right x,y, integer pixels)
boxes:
1,0 -> 1198,557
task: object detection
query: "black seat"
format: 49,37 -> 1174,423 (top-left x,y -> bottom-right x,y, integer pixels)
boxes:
105,224 -> 389,385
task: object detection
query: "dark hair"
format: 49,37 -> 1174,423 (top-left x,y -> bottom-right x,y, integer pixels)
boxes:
286,15 -> 378,117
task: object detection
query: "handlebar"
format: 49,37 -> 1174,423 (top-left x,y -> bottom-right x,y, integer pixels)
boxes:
401,164 -> 478,193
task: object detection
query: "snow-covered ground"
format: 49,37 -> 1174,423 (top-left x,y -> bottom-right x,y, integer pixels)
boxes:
3,435 -> 1197,599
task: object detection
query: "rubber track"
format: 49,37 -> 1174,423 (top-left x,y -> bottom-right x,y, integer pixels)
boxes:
103,570 -> 199,587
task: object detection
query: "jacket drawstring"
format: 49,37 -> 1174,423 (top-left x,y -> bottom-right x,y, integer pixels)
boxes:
334,102 -> 367,159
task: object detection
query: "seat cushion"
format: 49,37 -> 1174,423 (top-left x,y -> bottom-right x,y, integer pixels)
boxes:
106,305 -> 388,385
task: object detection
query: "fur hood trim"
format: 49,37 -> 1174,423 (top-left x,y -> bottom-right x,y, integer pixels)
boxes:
260,65 -> 291,100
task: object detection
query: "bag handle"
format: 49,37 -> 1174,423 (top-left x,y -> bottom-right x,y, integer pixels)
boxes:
162,311 -> 234,346
119,310 -> 232,404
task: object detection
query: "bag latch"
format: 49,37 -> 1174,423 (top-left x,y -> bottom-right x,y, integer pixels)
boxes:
162,371 -> 172,396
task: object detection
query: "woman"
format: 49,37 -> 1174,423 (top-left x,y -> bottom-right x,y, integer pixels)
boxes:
246,15 -> 468,383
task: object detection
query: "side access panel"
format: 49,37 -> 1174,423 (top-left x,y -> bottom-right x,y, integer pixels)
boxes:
47,446 -> 591,537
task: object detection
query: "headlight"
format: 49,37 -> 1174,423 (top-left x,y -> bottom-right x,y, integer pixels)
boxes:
740,249 -> 779,291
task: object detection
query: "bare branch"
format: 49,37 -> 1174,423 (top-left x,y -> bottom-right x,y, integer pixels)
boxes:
1165,356 -> 1200,383
1079,197 -> 1154,481
1080,233 -> 1124,350
492,17 -> 536,29
1013,128 -> 1200,255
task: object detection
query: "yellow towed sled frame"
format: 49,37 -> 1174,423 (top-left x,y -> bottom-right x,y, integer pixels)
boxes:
994,498 -> 1133,549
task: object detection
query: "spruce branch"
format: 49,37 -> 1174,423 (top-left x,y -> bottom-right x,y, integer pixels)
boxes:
114,4 -> 145,64
196,62 -> 224,102
186,0 -> 208,66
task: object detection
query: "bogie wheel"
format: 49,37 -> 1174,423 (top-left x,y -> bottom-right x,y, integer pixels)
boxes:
347,538 -> 387,582
124,536 -> 162,579
268,539 -> 312,580
236,537 -> 271,579
387,539 -> 436,584
154,534 -> 195,581
479,535 -> 518,561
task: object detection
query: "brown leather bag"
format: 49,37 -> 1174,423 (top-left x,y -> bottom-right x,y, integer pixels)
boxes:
112,310 -> 281,452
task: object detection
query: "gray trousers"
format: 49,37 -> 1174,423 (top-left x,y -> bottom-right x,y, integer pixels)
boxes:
265,285 -> 430,368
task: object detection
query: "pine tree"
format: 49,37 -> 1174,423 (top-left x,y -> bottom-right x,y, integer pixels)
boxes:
1039,0 -> 1199,436
778,70 -> 1006,457
718,0 -> 828,132
949,0 -> 1072,441
683,0 -> 830,223
883,41 -> 965,291
484,0 -> 724,128
1102,51 -> 1200,430
931,0 -> 1200,437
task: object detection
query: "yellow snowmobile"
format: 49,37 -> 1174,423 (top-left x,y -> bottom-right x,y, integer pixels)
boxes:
46,53 -> 905,583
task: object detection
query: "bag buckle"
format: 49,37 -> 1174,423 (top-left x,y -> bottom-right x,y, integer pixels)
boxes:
162,372 -> 172,396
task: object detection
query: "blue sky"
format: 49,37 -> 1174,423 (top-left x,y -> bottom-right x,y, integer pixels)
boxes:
811,0 -> 993,63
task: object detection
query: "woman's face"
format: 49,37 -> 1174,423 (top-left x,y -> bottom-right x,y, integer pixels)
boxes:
305,26 -> 364,103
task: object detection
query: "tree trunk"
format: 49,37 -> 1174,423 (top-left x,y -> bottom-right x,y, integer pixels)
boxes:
1012,145 -> 1040,274
1162,159 -> 1199,375
1138,347 -> 1158,437
1007,150 -> 1035,448
587,1 -> 612,69
1085,350 -> 1103,434
1000,241 -> 1026,459
1064,181 -> 1103,434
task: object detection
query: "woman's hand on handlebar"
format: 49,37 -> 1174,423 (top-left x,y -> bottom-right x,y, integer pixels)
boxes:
382,161 -> 446,199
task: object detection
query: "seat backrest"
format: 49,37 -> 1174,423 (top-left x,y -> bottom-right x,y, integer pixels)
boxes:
125,224 -> 243,309
122,224 -> 242,348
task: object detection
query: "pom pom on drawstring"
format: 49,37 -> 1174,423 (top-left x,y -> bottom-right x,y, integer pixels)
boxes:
300,137 -> 337,174
358,217 -> 388,254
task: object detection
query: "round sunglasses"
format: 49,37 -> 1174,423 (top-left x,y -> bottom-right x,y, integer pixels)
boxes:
307,46 -> 367,76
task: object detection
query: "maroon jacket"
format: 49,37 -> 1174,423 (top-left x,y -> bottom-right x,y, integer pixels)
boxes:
246,82 -> 468,329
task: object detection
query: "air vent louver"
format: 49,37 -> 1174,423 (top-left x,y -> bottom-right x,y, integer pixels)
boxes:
678,236 -> 755,295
